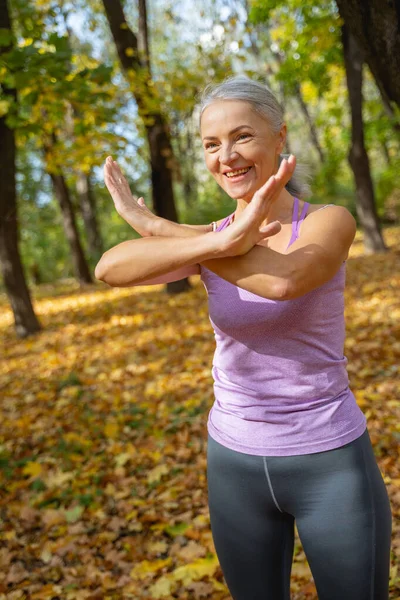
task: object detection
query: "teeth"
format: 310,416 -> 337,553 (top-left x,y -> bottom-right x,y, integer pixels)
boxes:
226,167 -> 251,178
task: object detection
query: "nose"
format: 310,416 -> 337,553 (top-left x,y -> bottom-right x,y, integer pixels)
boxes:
219,145 -> 240,165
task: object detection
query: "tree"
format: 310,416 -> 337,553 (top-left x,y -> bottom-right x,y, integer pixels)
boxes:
0,0 -> 41,337
44,136 -> 93,284
341,25 -> 386,252
336,0 -> 400,110
249,0 -> 389,250
76,170 -> 104,262
102,0 -> 190,293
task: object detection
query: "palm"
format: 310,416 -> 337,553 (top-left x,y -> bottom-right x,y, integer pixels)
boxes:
104,157 -> 155,237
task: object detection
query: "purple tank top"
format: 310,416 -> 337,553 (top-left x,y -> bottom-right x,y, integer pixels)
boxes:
200,197 -> 366,456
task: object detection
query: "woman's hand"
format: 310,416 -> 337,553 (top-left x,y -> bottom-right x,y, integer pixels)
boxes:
218,156 -> 296,257
104,156 -> 157,237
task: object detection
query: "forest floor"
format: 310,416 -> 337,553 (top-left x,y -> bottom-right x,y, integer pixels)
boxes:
1,225 -> 399,600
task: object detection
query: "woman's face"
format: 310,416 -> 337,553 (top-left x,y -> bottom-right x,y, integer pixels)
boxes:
200,100 -> 286,202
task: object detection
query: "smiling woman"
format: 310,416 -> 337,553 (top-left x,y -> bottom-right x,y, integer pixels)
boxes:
95,75 -> 392,600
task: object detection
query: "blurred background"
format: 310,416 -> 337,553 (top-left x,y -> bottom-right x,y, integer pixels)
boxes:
0,1 -> 399,599
1,0 -> 400,330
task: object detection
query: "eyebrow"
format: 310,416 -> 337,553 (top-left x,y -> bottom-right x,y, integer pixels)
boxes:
202,125 -> 253,141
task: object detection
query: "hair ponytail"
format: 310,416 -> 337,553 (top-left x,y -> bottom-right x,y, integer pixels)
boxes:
278,154 -> 311,199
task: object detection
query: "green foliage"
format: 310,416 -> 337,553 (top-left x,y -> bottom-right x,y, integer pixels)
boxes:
3,0 -> 399,295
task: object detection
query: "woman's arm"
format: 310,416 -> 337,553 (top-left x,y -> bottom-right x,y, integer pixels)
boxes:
110,264 -> 200,287
95,233 -> 220,287
104,157 -> 215,238
202,205 -> 355,300
95,167 -> 292,296
151,218 -> 213,237
98,204 -> 354,300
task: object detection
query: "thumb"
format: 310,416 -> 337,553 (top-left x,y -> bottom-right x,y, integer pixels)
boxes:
138,197 -> 145,205
259,220 -> 281,237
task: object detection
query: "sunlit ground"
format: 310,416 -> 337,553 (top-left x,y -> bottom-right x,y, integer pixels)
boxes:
0,225 -> 399,599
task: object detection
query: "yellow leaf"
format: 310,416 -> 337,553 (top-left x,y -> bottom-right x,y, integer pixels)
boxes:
130,558 -> 172,580
104,422 -> 119,438
149,575 -> 177,599
0,100 -> 10,117
147,464 -> 169,484
46,470 -> 74,488
126,510 -> 138,520
115,452 -> 131,467
22,461 -> 42,477
125,47 -> 135,57
172,555 -> 219,585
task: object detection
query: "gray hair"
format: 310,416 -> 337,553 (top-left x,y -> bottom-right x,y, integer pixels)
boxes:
199,75 -> 311,199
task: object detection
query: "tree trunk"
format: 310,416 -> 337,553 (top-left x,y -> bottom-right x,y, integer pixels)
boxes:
272,49 -> 323,161
50,171 -> 93,283
380,138 -> 391,166
336,0 -> 400,110
0,0 -> 41,338
138,0 -> 151,73
293,82 -> 325,163
342,25 -> 387,254
76,171 -> 103,262
102,0 -> 190,293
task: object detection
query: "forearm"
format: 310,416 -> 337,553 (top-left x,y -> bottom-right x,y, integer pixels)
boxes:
201,245 -> 290,301
152,217 -> 212,237
95,233 -> 220,287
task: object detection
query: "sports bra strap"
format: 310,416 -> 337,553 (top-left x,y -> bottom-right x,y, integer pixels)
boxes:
215,214 -> 234,232
296,200 -> 310,236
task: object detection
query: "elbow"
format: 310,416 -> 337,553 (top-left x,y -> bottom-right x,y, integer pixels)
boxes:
95,255 -> 110,283
274,279 -> 292,301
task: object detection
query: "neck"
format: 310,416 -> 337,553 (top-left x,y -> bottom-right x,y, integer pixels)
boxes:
234,189 -> 295,225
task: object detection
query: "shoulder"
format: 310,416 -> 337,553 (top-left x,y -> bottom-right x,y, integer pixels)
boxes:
300,204 -> 356,260
304,204 -> 356,236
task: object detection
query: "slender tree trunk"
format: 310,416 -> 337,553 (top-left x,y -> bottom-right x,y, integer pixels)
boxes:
293,82 -> 325,163
342,25 -> 387,253
138,0 -> 151,73
0,0 -> 41,338
76,171 -> 103,261
102,0 -> 190,293
336,0 -> 400,109
380,139 -> 391,166
49,171 -> 93,283
274,46 -> 324,162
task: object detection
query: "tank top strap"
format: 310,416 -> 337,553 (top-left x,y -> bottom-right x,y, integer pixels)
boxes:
286,197 -> 310,250
296,200 -> 310,236
216,212 -> 235,232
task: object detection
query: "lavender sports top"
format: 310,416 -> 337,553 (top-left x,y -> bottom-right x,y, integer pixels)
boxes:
200,197 -> 367,456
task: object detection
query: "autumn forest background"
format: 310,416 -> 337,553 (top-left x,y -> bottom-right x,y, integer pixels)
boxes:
0,0 -> 399,598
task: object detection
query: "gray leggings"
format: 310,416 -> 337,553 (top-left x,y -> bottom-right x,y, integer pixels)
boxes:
207,428 -> 392,600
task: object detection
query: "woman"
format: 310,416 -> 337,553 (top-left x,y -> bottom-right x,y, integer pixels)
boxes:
95,76 -> 392,600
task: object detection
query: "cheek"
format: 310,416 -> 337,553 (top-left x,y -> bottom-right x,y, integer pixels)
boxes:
205,154 -> 219,174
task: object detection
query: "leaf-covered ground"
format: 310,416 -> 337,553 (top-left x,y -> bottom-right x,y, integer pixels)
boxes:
1,226 -> 399,600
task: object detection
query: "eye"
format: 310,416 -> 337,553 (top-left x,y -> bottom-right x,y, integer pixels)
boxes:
237,133 -> 250,141
205,142 -> 218,150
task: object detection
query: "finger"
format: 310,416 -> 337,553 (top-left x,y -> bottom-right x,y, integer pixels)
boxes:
273,156 -> 296,193
259,220 -> 281,235
104,165 -> 116,187
257,155 -> 296,200
112,160 -> 123,177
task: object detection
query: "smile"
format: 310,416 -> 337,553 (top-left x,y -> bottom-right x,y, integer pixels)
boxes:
224,167 -> 252,178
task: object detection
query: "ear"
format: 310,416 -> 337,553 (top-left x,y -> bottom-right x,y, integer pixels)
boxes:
276,123 -> 287,154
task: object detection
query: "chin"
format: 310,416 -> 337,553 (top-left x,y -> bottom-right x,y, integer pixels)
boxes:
227,186 -> 255,202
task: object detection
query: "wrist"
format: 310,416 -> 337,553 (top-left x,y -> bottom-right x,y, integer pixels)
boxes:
122,209 -> 157,236
199,231 -> 229,260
